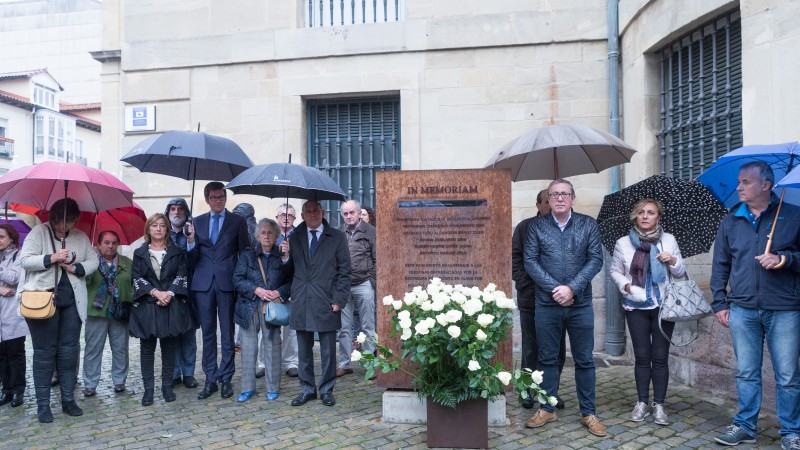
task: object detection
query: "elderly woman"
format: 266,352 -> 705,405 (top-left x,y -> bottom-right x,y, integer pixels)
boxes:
20,198 -> 99,423
233,218 -> 291,402
0,224 -> 26,408
610,198 -> 685,426
130,213 -> 193,406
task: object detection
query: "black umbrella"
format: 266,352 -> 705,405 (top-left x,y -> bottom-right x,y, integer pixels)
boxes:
596,175 -> 728,258
120,128 -> 254,211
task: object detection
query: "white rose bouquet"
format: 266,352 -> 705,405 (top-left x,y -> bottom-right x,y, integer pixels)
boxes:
353,279 -> 554,408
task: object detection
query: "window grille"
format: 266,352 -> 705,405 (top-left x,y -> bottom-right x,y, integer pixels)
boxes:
306,0 -> 405,27
657,10 -> 743,179
308,96 -> 401,227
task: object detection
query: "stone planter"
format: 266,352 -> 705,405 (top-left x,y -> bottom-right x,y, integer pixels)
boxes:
425,397 -> 488,449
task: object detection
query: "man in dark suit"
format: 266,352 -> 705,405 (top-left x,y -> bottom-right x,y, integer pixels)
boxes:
280,200 -> 351,407
186,181 -> 249,400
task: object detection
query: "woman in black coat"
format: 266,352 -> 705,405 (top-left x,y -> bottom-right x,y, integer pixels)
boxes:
130,213 -> 193,406
232,218 -> 291,402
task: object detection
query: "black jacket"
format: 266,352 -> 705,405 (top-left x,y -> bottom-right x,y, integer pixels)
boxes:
512,216 -> 537,312
523,212 -> 603,307
131,243 -> 189,301
711,197 -> 800,312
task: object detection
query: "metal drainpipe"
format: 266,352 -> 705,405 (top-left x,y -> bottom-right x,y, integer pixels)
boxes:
605,0 -> 626,356
31,106 -> 37,164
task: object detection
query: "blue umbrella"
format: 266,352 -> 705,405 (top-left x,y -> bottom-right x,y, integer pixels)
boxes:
696,142 -> 800,208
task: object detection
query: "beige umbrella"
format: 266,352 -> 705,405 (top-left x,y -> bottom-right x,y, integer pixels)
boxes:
484,124 -> 637,180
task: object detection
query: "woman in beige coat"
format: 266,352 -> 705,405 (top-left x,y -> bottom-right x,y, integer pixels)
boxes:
20,198 -> 98,423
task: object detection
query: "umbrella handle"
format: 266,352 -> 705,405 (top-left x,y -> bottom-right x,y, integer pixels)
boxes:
764,187 -> 786,255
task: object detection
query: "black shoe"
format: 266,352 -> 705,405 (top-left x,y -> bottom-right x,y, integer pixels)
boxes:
522,395 -> 535,409
83,387 -> 96,398
0,392 -> 11,406
37,405 -> 53,423
11,392 -> 23,407
255,368 -> 266,379
183,376 -> 198,389
285,367 -> 299,378
556,396 -> 565,410
61,400 -> 84,416
172,377 -> 182,387
114,384 -> 126,393
291,392 -> 317,406
197,382 -> 218,400
162,386 -> 176,402
220,381 -> 233,399
141,389 -> 154,406
321,393 -> 336,406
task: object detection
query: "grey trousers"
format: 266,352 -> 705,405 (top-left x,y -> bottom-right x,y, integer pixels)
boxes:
82,315 -> 129,388
240,306 -> 281,393
338,281 -> 376,369
281,327 -> 298,371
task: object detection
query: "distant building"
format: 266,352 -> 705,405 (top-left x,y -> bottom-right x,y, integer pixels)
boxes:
0,68 -> 101,174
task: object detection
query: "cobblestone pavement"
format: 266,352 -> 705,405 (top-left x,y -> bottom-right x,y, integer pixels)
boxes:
0,333 -> 783,449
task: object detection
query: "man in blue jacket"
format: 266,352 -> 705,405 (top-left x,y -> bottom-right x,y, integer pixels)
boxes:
710,161 -> 800,449
523,178 -> 606,437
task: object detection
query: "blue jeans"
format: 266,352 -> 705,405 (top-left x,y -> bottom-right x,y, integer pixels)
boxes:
729,304 -> 800,438
536,304 -> 596,415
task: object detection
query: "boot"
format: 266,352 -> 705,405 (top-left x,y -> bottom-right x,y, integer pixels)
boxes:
37,404 -> 53,423
141,389 -> 154,406
61,400 -> 83,416
162,385 -> 176,402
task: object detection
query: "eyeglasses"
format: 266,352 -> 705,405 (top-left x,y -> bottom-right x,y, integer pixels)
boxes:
278,213 -> 295,218
207,195 -> 226,201
548,192 -> 574,200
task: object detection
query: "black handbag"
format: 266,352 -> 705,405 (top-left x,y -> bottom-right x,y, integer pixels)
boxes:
112,300 -> 132,321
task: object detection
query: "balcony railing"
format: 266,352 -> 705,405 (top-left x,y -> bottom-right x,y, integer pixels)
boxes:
0,140 -> 14,159
306,0 -> 405,27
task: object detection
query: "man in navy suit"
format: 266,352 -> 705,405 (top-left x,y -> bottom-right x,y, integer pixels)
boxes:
186,181 -> 249,400
280,200 -> 351,407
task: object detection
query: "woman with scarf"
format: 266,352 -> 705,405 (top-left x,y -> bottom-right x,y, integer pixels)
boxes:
0,224 -> 26,408
130,213 -> 193,406
610,198 -> 685,426
82,230 -> 133,397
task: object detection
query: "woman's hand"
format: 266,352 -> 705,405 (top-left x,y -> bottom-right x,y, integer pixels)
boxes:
58,262 -> 76,273
152,290 -> 172,306
50,248 -> 71,264
656,252 -> 677,266
624,283 -> 631,293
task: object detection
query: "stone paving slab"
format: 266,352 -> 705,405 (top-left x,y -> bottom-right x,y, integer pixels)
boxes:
0,334 -> 783,449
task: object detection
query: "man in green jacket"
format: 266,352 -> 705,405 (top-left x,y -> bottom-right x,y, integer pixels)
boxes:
82,231 -> 133,396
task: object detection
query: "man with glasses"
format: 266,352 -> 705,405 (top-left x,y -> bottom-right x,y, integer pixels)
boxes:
512,189 -> 566,409
186,182 -> 249,400
523,179 -> 606,437
275,203 -> 299,378
336,199 -> 376,379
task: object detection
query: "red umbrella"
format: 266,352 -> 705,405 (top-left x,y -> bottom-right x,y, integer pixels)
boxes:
11,202 -> 147,245
0,161 -> 134,213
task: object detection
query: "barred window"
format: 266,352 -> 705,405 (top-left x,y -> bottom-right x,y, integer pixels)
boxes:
658,10 -> 742,179
308,96 -> 401,227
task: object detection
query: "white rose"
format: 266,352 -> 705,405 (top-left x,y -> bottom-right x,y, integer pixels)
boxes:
403,292 -> 417,305
447,325 -> 461,339
548,396 -> 558,407
461,298 -> 483,316
496,371 -> 512,385
445,309 -> 463,323
424,317 -> 437,328
398,310 -> 411,321
532,370 -> 544,385
476,313 -> 495,327
356,332 -> 367,344
482,292 -> 496,303
443,284 -> 454,294
435,313 -> 449,326
412,286 -> 423,294
351,350 -> 362,362
496,297 -> 516,309
414,321 -> 430,335
399,317 -> 412,329
420,301 -> 433,311
416,291 -> 429,304
495,290 -> 508,299
392,300 -> 403,310
431,277 -> 442,285
451,292 -> 468,305
400,328 -> 412,340
468,360 -> 480,371
382,295 -> 394,306
476,329 -> 487,341
431,299 -> 445,312
485,283 -> 497,293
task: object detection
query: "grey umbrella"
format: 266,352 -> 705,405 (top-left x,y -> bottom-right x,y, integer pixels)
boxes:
225,156 -> 347,202
120,129 -> 254,212
484,124 -> 637,180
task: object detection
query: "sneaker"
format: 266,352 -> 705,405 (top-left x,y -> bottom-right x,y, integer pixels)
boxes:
651,402 -> 668,425
782,435 -> 800,450
715,425 -> 756,446
524,409 -> 557,428
581,414 -> 607,437
630,401 -> 651,422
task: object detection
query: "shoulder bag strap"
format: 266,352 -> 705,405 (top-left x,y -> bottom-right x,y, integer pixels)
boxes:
45,225 -> 59,299
257,255 -> 270,313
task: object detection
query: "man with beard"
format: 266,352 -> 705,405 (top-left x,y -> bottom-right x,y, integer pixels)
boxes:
164,198 -> 198,389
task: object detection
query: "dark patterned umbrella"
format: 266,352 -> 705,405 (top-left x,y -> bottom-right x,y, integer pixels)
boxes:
596,175 -> 728,257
